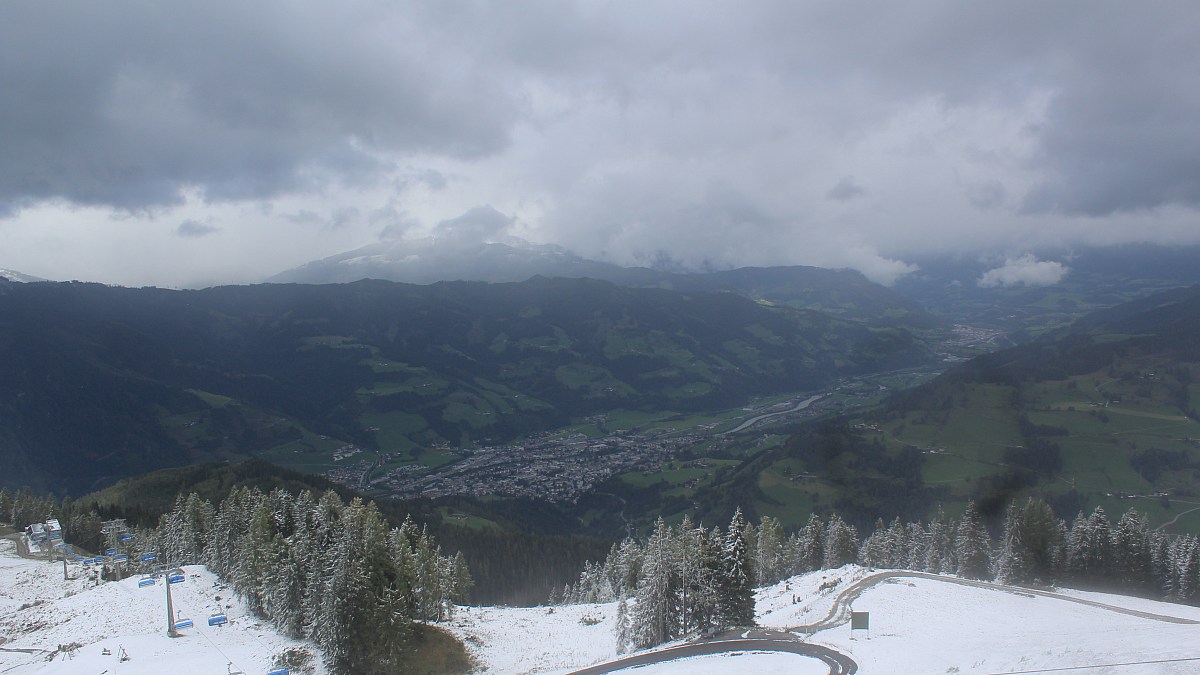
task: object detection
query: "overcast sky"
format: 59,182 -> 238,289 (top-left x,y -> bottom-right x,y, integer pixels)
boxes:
2,1 -> 1198,288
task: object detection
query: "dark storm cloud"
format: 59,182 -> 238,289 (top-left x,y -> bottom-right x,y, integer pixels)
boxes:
0,0 -> 515,213
1017,7 -> 1200,216
827,177 -> 865,201
4,1 -> 1200,287
176,220 -> 219,238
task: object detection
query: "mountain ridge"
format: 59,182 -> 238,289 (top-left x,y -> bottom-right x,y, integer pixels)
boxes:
0,276 -> 934,496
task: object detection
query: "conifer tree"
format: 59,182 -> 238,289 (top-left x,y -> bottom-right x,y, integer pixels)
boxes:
614,597 -> 632,654
608,538 -> 643,598
995,497 -> 1060,585
860,519 -> 888,569
1112,509 -> 1153,593
926,506 -> 953,574
796,513 -> 825,573
451,551 -> 474,604
1176,538 -> 1199,603
630,518 -> 678,647
883,517 -> 906,568
0,488 -> 11,524
1065,507 -> 1112,585
904,521 -> 928,571
695,526 -> 725,631
954,501 -> 992,580
754,516 -> 786,585
822,514 -> 859,568
719,508 -> 755,626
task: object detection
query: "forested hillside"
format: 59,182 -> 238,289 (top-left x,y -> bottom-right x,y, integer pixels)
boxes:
677,285 -> 1200,533
0,277 -> 932,495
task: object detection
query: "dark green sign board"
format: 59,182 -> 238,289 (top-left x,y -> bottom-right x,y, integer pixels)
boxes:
851,611 -> 869,630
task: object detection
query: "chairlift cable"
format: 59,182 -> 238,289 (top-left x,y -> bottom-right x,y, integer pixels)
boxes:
190,620 -> 248,675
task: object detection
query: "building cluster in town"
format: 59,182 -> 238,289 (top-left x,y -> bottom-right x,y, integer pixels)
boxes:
372,430 -> 703,503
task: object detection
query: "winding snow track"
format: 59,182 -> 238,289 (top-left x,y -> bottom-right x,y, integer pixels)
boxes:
565,630 -> 856,675
792,570 -> 1200,633
567,570 -> 1200,675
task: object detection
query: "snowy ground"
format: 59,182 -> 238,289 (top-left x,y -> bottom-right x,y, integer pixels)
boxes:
9,535 -> 1200,675
0,537 -> 324,675
756,565 -> 1200,675
451,565 -> 1200,674
446,602 -> 619,674
607,651 -> 825,674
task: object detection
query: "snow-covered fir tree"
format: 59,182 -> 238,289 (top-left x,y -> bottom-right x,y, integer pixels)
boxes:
822,514 -> 860,568
996,497 -> 1061,584
142,489 -> 468,675
953,501 -> 992,579
719,508 -> 756,627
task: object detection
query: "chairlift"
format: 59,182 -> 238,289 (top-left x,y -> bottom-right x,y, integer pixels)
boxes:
138,578 -> 156,588
140,552 -> 157,562
111,554 -> 128,562
267,669 -> 290,675
168,574 -> 185,584
119,534 -> 133,542
174,619 -> 194,630
208,614 -> 229,627
105,548 -> 117,555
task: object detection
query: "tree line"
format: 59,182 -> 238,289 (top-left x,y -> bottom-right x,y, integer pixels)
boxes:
2,485 -> 472,675
561,498 -> 1200,651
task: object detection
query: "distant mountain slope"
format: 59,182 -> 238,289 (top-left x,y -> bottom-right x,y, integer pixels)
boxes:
269,239 -> 937,329
0,268 -> 48,283
0,277 -> 933,496
686,285 -> 1200,532
893,244 -> 1200,336
268,239 -> 641,286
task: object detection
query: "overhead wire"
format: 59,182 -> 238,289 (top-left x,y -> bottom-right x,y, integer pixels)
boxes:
988,655 -> 1200,674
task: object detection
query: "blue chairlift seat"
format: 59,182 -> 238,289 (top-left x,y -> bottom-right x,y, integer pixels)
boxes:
208,614 -> 229,626
174,619 -> 193,629
168,574 -> 185,584
138,578 -> 156,587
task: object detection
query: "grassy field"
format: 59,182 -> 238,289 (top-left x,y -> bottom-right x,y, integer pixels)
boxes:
361,411 -> 428,455
436,507 -> 502,531
860,356 -> 1200,529
186,388 -> 234,407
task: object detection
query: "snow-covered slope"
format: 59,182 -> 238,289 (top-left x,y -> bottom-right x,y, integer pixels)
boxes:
0,268 -> 48,283
449,565 -> 1200,674
756,565 -> 1200,675
266,239 -> 630,285
0,538 -> 324,674
8,535 -> 1200,675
